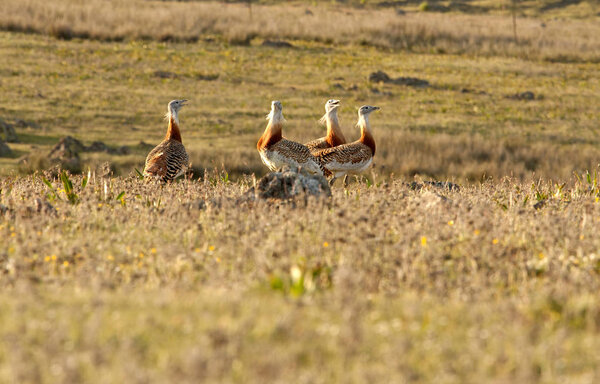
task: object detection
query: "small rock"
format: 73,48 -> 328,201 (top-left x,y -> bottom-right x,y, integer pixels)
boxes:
115,146 -> 130,155
368,70 -> 429,88
533,200 -> 546,210
262,40 -> 294,48
0,140 -> 11,157
153,70 -> 177,79
48,136 -> 85,160
0,118 -> 18,143
305,9 -> 314,15
14,119 -> 39,129
391,76 -> 430,87
195,73 -> 219,81
460,88 -> 487,95
86,141 -> 109,152
368,71 -> 391,83
509,91 -> 535,100
396,9 -> 406,15
246,166 -> 331,201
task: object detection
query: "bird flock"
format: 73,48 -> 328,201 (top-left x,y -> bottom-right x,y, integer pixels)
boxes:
144,99 -> 380,186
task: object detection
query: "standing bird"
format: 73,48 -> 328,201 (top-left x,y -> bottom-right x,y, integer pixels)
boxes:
143,99 -> 190,182
316,105 -> 380,186
305,99 -> 347,153
257,101 -> 323,175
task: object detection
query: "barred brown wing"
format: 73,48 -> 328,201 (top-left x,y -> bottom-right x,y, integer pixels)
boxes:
144,140 -> 188,182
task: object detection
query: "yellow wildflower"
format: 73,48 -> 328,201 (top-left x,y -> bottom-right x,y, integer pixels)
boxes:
492,239 -> 499,245
208,245 -> 215,251
323,242 -> 329,248
63,261 -> 69,267
421,236 -> 427,246
447,220 -> 454,226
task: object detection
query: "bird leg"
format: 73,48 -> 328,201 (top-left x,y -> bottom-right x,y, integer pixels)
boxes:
343,175 -> 349,188
328,176 -> 337,186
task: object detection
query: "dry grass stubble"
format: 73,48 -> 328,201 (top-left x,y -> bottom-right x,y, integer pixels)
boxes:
1,0 -> 599,61
1,171 -> 600,381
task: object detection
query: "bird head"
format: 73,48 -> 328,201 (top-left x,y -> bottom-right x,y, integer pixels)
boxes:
325,99 -> 341,113
358,105 -> 380,117
271,100 -> 282,113
266,100 -> 285,123
168,99 -> 188,114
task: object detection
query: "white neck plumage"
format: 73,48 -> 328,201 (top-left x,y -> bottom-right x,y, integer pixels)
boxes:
319,109 -> 337,125
267,109 -> 284,129
357,114 -> 371,132
167,108 -> 180,125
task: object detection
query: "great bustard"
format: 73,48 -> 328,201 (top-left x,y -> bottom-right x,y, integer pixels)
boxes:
316,105 -> 380,185
143,99 -> 190,182
305,99 -> 347,153
257,101 -> 323,175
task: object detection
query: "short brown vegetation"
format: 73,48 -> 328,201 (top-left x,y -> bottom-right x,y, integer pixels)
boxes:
1,0 -> 599,61
1,171 -> 600,381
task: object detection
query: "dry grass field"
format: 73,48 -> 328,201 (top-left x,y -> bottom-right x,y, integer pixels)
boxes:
0,1 -> 599,182
2,172 -> 600,382
1,0 -> 600,382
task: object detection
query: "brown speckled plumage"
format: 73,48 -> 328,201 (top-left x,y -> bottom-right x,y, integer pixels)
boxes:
144,100 -> 189,183
316,140 -> 373,166
257,101 -> 324,175
144,139 -> 189,183
316,105 -> 379,184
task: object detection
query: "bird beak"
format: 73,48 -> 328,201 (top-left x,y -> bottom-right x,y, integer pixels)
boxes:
373,106 -> 381,111
180,100 -> 188,106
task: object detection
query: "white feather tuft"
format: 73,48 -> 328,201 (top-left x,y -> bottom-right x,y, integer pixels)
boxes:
318,113 -> 327,126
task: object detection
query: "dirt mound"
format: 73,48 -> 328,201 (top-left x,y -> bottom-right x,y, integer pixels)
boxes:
246,167 -> 331,201
262,39 -> 294,48
49,136 -> 130,159
48,136 -> 84,169
508,91 -> 536,100
0,118 -> 19,143
369,70 -> 430,88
